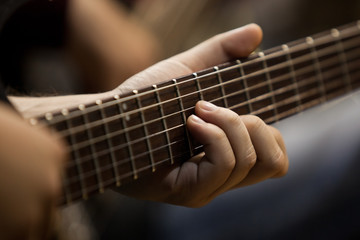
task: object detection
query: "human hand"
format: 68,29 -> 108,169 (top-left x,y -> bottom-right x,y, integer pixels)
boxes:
114,24 -> 288,207
0,103 -> 67,239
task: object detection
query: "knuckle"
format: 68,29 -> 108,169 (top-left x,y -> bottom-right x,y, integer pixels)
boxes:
226,112 -> 241,126
247,115 -> 266,133
243,147 -> 257,169
212,128 -> 227,142
268,148 -> 287,176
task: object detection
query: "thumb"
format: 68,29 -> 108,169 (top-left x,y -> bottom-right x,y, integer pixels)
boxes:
117,23 -> 262,93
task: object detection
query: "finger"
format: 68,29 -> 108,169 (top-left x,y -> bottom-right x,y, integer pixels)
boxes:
186,114 -> 235,204
118,24 -> 262,92
234,115 -> 288,188
193,101 -> 257,194
173,23 -> 263,71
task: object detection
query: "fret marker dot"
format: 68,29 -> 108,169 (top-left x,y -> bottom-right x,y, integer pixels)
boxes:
306,37 -> 314,45
96,99 -> 102,105
45,113 -> 53,121
331,29 -> 340,38
282,44 -> 289,51
29,118 -> 38,126
61,109 -> 69,116
78,104 -> 85,111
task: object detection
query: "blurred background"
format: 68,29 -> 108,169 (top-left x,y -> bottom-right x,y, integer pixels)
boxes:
1,0 -> 360,239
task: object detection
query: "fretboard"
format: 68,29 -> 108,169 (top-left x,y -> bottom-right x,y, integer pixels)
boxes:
34,21 -> 360,205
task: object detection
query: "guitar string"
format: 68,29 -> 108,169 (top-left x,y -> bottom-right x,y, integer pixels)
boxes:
45,23 -> 360,127
54,34 -> 360,146
64,75 -> 360,200
61,38 -> 360,156
60,44 -> 360,195
53,26 -> 360,196
63,59 -> 360,187
63,67 -> 358,198
61,42 -> 360,181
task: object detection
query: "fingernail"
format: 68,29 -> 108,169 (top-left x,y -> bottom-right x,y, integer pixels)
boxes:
189,114 -> 205,124
199,101 -> 218,111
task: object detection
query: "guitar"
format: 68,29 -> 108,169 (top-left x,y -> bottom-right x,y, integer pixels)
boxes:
30,21 -> 360,205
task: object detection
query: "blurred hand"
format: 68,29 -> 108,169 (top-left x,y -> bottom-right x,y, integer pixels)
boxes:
0,103 -> 67,239
115,24 -> 289,207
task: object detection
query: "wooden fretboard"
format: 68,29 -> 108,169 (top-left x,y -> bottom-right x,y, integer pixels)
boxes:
35,21 -> 360,205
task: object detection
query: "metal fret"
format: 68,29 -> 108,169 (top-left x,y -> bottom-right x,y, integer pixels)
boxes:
153,85 -> 174,164
63,109 -> 87,200
193,73 -> 204,100
98,99 -> 121,187
331,28 -> 352,92
259,52 -> 279,121
236,60 -> 253,113
133,90 -> 156,172
116,97 -> 138,180
173,79 -> 194,157
306,36 -> 327,102
282,44 -> 303,111
81,104 -> 105,193
213,66 -> 229,108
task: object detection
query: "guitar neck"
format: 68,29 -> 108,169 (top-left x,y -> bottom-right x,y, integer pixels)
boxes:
36,21 -> 360,205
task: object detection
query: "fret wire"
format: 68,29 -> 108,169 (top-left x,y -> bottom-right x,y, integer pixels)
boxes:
49,34 -> 360,142
213,66 -> 229,108
306,36 -> 327,102
63,112 -> 88,200
331,28 -> 353,92
66,67 -> 357,190
236,60 -> 253,113
57,26 -> 360,197
46,23 -> 360,126
133,90 -> 156,172
194,73 -> 204,100
65,69 -> 360,189
81,105 -> 105,193
259,52 -> 279,121
116,99 -> 138,180
173,79 -> 194,157
98,100 -> 121,187
65,57 -> 357,173
282,44 -> 303,112
67,151 -> 193,198
57,33 -> 360,141
65,46 -> 359,157
66,138 -> 187,184
153,85 -> 174,165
